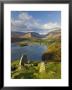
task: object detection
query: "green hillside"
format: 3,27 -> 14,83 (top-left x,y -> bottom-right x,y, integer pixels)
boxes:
11,60 -> 61,79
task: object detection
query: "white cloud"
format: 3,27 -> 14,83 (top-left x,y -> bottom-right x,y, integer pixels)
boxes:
43,22 -> 60,29
11,12 -> 60,32
19,12 -> 32,21
11,12 -> 41,31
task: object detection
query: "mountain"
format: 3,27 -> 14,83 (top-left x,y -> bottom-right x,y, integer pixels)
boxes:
11,29 -> 61,42
11,31 -> 25,37
11,32 -> 45,39
45,29 -> 61,39
18,32 -> 32,38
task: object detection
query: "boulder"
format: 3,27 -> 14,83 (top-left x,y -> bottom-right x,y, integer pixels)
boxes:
39,62 -> 46,73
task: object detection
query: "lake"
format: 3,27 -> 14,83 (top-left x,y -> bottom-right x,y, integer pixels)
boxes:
11,43 -> 47,61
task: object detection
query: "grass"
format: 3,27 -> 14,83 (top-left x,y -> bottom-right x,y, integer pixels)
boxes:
11,60 -> 61,79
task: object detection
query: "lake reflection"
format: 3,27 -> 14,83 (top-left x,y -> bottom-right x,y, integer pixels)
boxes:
11,43 -> 47,61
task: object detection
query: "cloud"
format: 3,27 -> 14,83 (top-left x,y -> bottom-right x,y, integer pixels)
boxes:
19,12 -> 32,21
11,12 -> 41,31
11,12 -> 60,32
42,22 -> 60,29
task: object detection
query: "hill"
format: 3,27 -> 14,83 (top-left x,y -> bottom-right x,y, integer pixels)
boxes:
11,29 -> 61,43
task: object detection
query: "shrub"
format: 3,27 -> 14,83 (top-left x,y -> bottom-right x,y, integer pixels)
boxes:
42,42 -> 61,62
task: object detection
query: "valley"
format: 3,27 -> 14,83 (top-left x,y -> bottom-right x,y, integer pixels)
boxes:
11,29 -> 61,79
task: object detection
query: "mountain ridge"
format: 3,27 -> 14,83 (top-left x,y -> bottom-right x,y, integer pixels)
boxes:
11,29 -> 61,39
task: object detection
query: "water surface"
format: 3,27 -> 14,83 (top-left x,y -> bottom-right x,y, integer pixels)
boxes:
11,43 -> 47,61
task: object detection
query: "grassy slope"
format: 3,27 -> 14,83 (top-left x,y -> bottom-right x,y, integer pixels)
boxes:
11,60 -> 61,79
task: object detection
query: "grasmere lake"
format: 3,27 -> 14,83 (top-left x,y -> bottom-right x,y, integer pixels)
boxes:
11,43 -> 47,61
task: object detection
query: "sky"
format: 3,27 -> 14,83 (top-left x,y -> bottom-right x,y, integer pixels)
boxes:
11,11 -> 61,35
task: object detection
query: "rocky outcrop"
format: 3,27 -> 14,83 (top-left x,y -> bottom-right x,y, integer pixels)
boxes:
38,62 -> 46,73
19,54 -> 28,69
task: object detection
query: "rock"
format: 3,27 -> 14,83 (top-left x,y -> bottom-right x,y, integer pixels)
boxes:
19,54 -> 28,69
42,52 -> 54,63
39,62 -> 46,73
